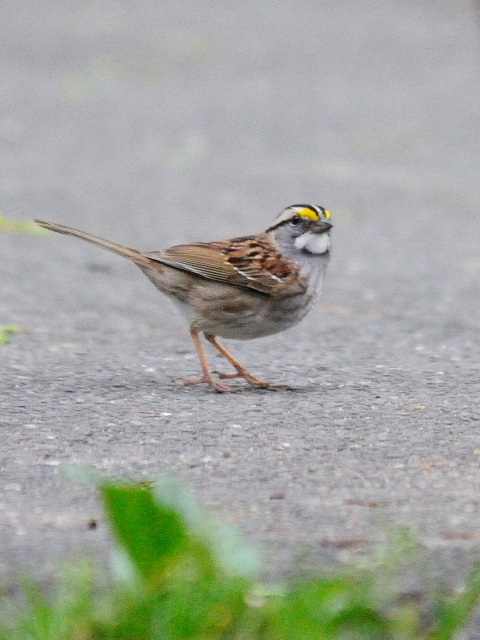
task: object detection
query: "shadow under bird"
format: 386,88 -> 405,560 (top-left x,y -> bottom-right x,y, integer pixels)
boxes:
35,205 -> 332,392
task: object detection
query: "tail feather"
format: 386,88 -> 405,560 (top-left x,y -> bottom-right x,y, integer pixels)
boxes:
34,220 -> 150,265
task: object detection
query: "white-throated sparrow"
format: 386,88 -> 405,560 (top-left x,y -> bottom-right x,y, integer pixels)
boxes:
35,204 -> 332,392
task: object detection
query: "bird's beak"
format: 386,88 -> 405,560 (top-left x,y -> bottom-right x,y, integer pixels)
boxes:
313,220 -> 333,234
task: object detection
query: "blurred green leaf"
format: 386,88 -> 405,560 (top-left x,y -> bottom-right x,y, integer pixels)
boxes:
153,477 -> 261,579
98,479 -> 255,640
0,562 -> 93,640
265,576 -> 392,640
0,326 -> 21,344
428,562 -> 480,640
0,214 -> 48,234
101,482 -> 189,586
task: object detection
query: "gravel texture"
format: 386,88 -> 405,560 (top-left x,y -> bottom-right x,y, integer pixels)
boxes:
1,0 -> 480,615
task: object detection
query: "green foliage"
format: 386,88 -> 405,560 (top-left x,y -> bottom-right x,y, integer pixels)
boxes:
0,326 -> 21,343
264,577 -> 392,640
0,213 -> 48,234
0,562 -> 94,640
101,478 -> 260,586
97,478 -> 258,639
102,481 -> 189,585
1,478 -> 480,640
430,563 -> 480,640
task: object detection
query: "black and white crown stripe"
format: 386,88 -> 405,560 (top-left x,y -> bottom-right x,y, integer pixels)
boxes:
266,204 -> 326,232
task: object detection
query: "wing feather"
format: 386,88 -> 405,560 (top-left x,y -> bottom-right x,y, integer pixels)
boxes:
144,235 -> 305,296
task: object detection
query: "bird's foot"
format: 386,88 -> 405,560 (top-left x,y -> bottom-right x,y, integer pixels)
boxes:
213,369 -> 285,389
179,375 -> 240,393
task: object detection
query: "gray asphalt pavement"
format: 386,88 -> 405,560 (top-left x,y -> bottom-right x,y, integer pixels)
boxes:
2,0 -> 480,614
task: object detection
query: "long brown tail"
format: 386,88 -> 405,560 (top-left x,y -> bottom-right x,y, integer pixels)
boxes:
35,219 -> 151,266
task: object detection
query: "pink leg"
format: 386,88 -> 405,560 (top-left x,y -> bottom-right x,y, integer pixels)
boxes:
180,327 -> 239,393
205,334 -> 284,389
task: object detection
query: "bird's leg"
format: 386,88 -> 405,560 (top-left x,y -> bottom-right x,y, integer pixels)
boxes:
180,327 -> 238,393
205,333 -> 285,389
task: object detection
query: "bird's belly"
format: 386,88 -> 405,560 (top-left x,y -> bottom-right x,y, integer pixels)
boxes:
192,282 -> 322,340
140,262 -> 325,340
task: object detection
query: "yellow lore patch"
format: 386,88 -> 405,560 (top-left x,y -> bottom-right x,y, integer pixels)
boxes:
297,207 -> 320,220
297,206 -> 330,221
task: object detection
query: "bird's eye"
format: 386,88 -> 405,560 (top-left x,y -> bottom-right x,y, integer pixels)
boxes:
290,215 -> 300,226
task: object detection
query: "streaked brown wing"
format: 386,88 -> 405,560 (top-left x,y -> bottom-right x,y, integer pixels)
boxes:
144,234 -> 305,296
145,242 -> 238,287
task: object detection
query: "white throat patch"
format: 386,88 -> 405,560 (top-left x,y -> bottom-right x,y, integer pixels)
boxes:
294,231 -> 330,255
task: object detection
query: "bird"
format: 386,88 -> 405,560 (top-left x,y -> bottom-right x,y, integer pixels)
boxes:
35,204 -> 332,392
